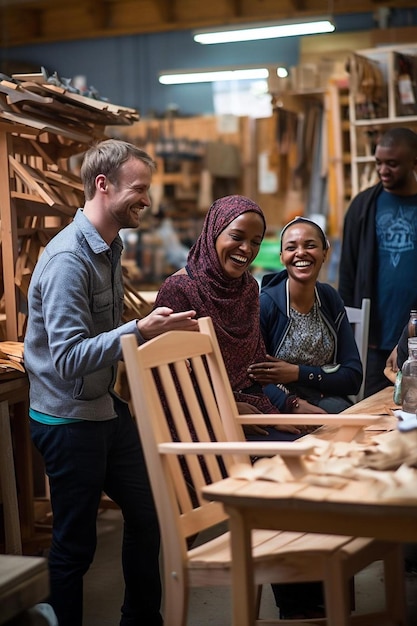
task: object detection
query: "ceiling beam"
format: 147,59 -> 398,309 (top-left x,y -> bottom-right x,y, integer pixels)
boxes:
1,0 -> 417,47
289,0 -> 307,10
154,0 -> 176,24
229,0 -> 243,18
85,0 -> 110,30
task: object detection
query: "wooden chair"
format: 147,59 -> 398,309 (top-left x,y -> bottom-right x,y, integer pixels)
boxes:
0,400 -> 22,555
121,317 -> 405,626
345,298 -> 371,403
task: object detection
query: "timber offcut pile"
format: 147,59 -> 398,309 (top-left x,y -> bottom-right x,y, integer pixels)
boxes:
0,71 -> 139,139
0,71 -> 141,342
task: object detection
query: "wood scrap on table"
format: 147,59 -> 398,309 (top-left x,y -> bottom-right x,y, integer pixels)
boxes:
230,428 -> 417,503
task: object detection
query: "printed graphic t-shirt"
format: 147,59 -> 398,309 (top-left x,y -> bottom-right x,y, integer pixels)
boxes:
376,190 -> 417,350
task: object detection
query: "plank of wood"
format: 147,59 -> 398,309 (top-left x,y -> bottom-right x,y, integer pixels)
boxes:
0,555 -> 49,625
1,108 -> 93,142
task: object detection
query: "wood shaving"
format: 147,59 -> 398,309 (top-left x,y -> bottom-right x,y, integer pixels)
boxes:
230,429 -> 417,502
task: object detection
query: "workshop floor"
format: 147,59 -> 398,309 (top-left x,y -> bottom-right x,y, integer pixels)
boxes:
80,508 -> 417,625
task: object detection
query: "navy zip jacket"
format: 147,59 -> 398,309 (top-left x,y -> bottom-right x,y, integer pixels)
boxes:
259,269 -> 363,411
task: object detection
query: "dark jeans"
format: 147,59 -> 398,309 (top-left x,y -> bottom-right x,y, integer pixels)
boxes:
30,397 -> 162,626
271,581 -> 324,614
244,429 -> 323,615
245,426 -> 303,442
364,347 -> 392,398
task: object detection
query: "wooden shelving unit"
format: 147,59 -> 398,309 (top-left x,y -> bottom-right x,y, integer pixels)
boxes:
115,115 -> 255,204
0,75 -> 139,341
327,78 -> 351,237
348,44 -> 417,197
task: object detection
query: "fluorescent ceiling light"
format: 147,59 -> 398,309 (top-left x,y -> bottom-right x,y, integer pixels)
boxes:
159,67 -> 272,85
194,19 -> 335,44
277,67 -> 288,78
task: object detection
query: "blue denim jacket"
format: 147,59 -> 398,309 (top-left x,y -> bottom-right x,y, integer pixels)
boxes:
24,209 -> 141,420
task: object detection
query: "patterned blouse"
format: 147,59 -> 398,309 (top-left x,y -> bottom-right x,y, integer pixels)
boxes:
277,301 -> 334,366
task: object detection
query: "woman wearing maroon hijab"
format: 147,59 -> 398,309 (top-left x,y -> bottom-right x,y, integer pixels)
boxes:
154,195 -> 300,437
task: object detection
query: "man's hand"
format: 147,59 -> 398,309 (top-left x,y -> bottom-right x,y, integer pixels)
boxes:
384,345 -> 398,384
137,307 -> 198,340
386,345 -> 398,373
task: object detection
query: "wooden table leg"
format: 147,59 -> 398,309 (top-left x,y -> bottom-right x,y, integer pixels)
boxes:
226,506 -> 255,626
0,400 -> 22,554
1,375 -> 51,554
11,397 -> 36,545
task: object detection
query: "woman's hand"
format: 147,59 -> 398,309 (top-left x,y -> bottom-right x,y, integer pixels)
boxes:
247,355 -> 299,385
278,399 -> 326,435
292,398 -> 327,414
236,401 -> 303,435
236,401 -> 270,436
290,399 -> 326,434
273,423 -> 302,434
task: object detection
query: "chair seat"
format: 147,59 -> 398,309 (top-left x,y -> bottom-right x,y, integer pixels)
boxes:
188,527 -> 381,584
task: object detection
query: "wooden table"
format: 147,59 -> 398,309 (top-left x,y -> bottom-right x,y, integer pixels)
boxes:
202,386 -> 414,626
0,554 -> 49,624
342,385 -> 395,416
312,385 -> 397,442
0,372 -> 51,554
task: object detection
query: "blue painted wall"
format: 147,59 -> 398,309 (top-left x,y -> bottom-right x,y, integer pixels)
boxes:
1,9 -> 416,117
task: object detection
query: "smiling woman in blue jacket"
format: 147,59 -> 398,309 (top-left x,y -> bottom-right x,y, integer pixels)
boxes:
248,217 -> 362,414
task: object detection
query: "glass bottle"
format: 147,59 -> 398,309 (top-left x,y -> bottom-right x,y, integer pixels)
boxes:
401,337 -> 417,414
408,310 -> 417,338
394,310 -> 417,405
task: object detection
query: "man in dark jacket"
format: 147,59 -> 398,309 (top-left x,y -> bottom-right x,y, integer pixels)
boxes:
339,127 -> 417,397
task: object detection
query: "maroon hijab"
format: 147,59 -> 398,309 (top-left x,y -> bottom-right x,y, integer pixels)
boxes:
186,195 -> 268,391
155,195 -> 281,413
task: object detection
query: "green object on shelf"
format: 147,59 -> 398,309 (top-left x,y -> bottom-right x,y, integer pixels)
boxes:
253,238 -> 283,271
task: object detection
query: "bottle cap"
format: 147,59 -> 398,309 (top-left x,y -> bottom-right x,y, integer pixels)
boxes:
408,337 -> 417,347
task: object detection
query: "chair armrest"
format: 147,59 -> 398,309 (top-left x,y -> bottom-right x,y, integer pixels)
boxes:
236,413 -> 382,426
158,441 -> 314,456
236,413 -> 383,442
158,441 -> 314,479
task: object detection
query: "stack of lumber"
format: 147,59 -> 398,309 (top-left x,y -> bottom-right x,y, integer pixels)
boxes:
0,341 -> 24,373
0,72 -> 140,341
0,72 -> 139,139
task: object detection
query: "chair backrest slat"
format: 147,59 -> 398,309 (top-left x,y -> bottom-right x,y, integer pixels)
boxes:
156,360 -> 210,512
121,326 -> 234,549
